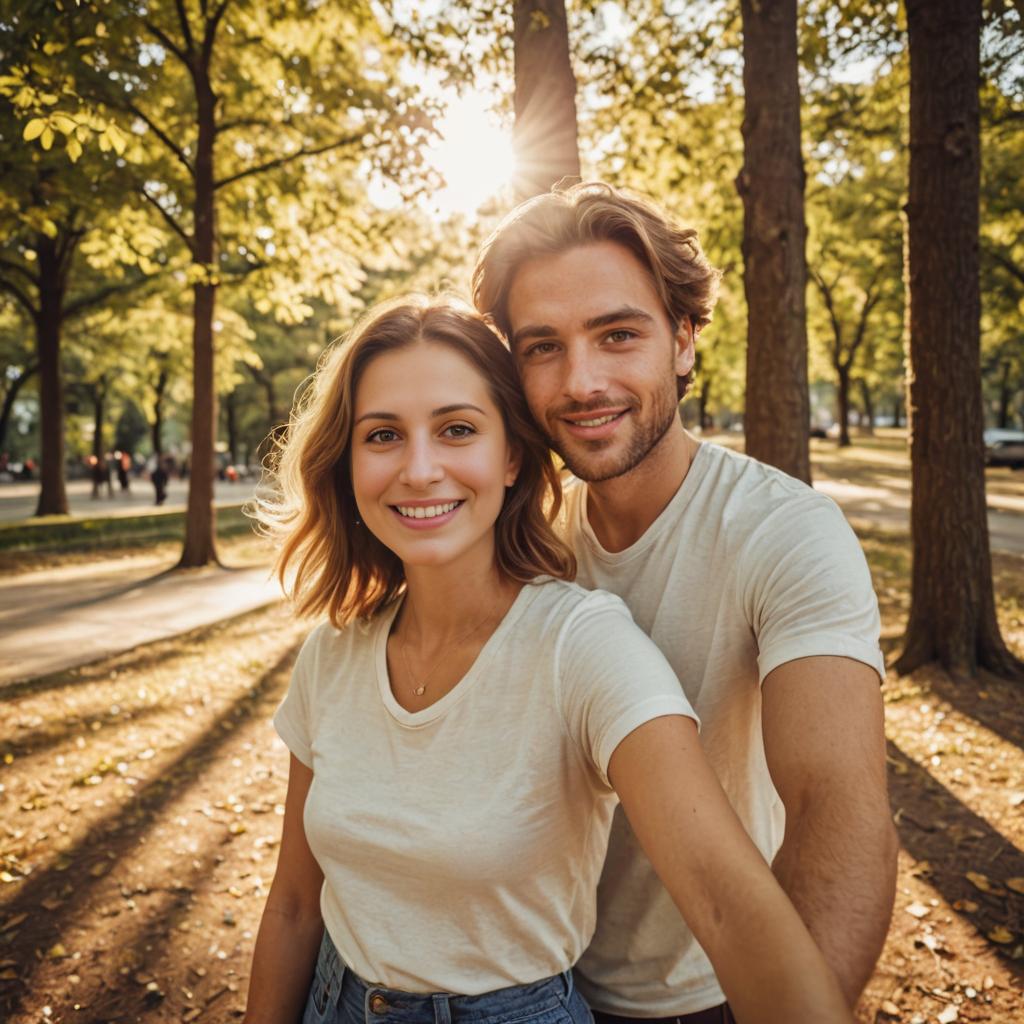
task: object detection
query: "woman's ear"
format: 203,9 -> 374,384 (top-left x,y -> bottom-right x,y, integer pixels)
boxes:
505,443 -> 522,488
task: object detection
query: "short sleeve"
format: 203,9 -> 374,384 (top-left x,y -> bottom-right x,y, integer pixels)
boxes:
742,496 -> 885,683
272,625 -> 322,768
555,592 -> 697,788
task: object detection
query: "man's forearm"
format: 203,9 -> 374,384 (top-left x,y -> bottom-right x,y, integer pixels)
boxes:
772,808 -> 899,1006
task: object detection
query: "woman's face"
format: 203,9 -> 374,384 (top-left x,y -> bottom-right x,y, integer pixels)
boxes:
351,341 -> 519,574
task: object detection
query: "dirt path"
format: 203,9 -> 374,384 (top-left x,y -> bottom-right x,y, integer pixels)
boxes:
1,527 -> 1023,1021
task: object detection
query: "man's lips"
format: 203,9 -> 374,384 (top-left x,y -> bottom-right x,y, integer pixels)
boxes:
559,408 -> 630,440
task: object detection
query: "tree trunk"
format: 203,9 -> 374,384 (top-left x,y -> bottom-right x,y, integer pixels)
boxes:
152,366 -> 167,457
997,359 -> 1011,429
893,393 -> 903,428
179,68 -> 220,568
0,362 -> 37,454
858,378 -> 875,435
736,0 -> 811,483
225,388 -> 238,465
836,364 -> 852,447
34,236 -> 70,516
512,0 -> 581,199
895,0 -> 1021,680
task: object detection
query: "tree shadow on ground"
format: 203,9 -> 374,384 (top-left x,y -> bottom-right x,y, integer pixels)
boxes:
921,668 -> 1024,753
0,641 -> 299,1017
887,740 -> 1024,980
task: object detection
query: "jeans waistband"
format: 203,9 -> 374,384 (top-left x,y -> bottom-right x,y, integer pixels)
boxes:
314,929 -> 576,1024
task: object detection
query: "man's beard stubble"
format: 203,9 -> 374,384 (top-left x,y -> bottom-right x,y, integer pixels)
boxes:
546,382 -> 681,484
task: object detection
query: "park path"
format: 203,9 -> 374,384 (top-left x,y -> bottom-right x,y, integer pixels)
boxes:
0,553 -> 281,685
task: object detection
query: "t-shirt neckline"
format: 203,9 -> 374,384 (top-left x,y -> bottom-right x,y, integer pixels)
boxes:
374,582 -> 537,727
577,441 -> 709,564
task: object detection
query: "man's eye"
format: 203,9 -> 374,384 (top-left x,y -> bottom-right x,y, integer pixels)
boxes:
367,428 -> 399,443
443,423 -> 475,439
607,329 -> 636,343
524,341 -> 557,358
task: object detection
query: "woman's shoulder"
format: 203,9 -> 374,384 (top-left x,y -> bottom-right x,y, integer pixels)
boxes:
524,576 -> 634,628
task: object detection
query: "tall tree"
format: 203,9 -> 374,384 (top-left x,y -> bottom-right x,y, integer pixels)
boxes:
43,1 -> 423,566
895,0 -> 1022,679
512,0 -> 580,198
736,0 -> 811,482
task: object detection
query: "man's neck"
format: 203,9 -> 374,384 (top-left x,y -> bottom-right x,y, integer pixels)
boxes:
585,424 -> 701,553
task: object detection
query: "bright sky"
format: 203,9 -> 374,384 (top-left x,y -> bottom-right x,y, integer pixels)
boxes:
366,86 -> 516,221
427,90 -> 517,218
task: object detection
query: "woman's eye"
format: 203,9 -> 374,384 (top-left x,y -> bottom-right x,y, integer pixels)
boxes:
443,423 -> 475,439
367,427 -> 399,443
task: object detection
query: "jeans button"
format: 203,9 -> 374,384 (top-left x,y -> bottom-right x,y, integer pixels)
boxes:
369,993 -> 389,1014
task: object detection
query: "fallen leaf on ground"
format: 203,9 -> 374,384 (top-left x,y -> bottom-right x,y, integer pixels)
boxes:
966,871 -> 993,892
952,899 -> 979,913
987,926 -> 1014,944
1005,877 -> 1024,895
906,902 -> 931,918
937,1007 -> 958,1024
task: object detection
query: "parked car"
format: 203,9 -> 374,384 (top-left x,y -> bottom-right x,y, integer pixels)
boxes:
984,428 -> 1024,469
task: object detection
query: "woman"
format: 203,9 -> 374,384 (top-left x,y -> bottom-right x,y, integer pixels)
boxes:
244,296 -> 853,1024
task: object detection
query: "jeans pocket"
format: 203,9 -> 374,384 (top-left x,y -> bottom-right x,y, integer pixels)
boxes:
302,974 -> 333,1024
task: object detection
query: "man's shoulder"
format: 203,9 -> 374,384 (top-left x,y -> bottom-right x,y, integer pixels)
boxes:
690,442 -> 838,527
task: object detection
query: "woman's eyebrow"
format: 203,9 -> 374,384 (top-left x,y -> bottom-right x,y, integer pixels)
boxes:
354,403 -> 486,425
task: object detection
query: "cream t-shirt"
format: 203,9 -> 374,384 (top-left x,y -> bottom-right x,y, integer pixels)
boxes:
273,577 -> 696,995
570,442 -> 885,1016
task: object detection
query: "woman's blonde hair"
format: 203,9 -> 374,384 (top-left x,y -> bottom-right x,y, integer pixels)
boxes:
254,295 -> 575,627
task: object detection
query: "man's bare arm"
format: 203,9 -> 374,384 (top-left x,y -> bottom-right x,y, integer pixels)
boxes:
762,655 -> 898,1007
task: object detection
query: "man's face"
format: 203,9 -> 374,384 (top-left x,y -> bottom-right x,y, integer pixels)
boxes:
505,240 -> 694,483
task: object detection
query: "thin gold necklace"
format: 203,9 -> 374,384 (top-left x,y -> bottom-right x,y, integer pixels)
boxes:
398,607 -> 497,697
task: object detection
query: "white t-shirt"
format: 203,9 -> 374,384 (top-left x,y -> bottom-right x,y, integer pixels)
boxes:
274,577 -> 696,995
570,442 -> 885,1016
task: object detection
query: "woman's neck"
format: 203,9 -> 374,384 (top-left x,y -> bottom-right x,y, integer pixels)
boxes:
398,558 -> 522,646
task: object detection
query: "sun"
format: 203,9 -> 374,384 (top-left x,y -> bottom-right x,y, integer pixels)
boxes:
427,92 -> 517,218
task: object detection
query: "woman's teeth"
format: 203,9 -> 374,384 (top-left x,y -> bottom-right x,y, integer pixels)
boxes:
576,414 -> 618,427
395,501 -> 461,519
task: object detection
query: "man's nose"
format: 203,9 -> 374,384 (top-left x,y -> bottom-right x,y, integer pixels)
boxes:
563,348 -> 608,402
398,435 -> 444,488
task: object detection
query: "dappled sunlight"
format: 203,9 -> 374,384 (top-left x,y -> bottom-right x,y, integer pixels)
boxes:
0,604 -> 305,1018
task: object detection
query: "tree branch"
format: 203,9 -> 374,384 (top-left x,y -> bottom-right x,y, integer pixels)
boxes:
115,98 -> 194,178
64,273 -> 151,320
0,256 -> 40,287
139,188 -> 194,253
213,133 -> 362,190
142,18 -> 192,70
201,0 -> 233,69
173,0 -> 197,61
810,267 -> 844,364
984,244 -> 1024,287
0,278 -> 39,320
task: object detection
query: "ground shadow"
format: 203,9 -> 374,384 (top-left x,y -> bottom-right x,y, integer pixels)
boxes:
887,739 -> 1024,980
0,641 -> 299,1016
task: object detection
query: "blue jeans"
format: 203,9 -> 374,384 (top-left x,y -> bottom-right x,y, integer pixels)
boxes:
302,930 -> 595,1024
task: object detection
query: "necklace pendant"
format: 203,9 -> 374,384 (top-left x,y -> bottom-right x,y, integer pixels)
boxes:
414,686 -> 425,696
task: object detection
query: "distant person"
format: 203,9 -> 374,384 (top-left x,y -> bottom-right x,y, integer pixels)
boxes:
151,458 -> 169,506
243,296 -> 853,1024
19,457 -> 34,481
472,181 -> 895,1020
116,451 -> 131,493
90,455 -> 113,499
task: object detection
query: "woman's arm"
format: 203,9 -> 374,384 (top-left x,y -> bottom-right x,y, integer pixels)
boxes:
608,716 -> 855,1024
243,754 -> 325,1024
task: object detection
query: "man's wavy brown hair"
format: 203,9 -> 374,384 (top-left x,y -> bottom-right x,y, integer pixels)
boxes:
472,181 -> 722,398
253,295 -> 575,627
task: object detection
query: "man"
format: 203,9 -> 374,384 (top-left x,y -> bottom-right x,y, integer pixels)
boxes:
472,182 -> 897,1024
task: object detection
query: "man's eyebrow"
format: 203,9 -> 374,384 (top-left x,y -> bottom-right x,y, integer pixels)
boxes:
583,306 -> 656,331
354,403 -> 486,425
511,306 -> 656,348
